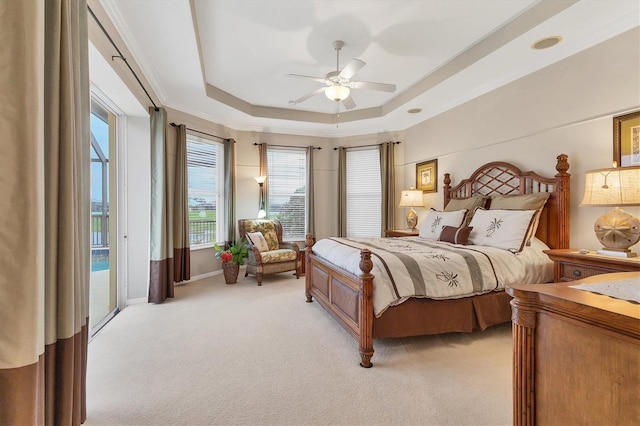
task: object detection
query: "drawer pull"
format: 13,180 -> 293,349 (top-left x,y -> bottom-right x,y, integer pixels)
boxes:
573,269 -> 582,278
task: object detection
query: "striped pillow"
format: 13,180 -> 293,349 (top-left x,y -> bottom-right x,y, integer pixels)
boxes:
438,225 -> 473,245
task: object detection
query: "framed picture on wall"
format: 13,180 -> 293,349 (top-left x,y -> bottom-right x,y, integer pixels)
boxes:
613,110 -> 640,167
416,159 -> 437,193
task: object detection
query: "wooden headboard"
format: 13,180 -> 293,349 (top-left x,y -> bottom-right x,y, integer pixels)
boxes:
442,154 -> 570,249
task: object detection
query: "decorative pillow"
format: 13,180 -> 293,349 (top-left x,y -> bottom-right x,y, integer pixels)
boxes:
246,232 -> 269,252
489,193 -> 550,245
438,225 -> 473,245
246,220 -> 279,251
445,196 -> 488,225
468,208 -> 536,252
418,209 -> 468,240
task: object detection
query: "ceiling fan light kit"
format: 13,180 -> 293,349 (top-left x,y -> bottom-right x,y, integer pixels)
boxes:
287,40 -> 396,110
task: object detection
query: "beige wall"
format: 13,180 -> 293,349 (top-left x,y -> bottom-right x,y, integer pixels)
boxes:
400,27 -> 640,250
99,27 -> 640,283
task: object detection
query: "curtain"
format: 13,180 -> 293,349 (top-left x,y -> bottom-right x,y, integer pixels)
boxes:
0,0 -> 89,424
224,138 -> 236,244
337,147 -> 347,237
306,146 -> 316,237
380,142 -> 396,233
258,142 -> 269,214
173,124 -> 190,282
148,107 -> 175,303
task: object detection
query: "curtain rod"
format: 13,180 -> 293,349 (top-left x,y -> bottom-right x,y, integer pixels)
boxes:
253,143 -> 322,150
88,6 -> 159,111
333,141 -> 401,150
171,123 -> 230,142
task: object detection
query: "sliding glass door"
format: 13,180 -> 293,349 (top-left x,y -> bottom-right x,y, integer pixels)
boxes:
90,98 -> 118,334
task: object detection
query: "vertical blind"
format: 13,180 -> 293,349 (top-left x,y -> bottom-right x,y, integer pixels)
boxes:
186,135 -> 225,245
347,148 -> 382,237
267,147 -> 307,240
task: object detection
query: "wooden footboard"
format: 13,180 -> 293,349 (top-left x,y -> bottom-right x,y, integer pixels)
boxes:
305,234 -> 375,367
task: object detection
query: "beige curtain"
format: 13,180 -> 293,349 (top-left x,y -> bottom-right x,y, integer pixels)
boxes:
337,147 -> 347,237
380,142 -> 396,233
0,0 -> 89,424
224,139 -> 236,243
173,124 -> 190,282
148,107 -> 175,303
306,146 -> 316,236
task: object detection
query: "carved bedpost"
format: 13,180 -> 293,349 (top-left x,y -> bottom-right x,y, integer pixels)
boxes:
305,233 -> 314,303
443,173 -> 452,208
358,249 -> 374,368
555,154 -> 570,249
510,292 -> 538,426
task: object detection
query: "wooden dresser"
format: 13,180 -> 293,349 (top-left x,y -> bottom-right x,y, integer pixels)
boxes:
544,248 -> 640,282
507,272 -> 640,425
384,229 -> 419,237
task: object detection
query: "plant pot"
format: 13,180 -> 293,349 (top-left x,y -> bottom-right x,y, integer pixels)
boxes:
222,262 -> 240,284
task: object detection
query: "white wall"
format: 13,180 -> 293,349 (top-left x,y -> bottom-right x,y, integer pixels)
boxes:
125,116 -> 151,300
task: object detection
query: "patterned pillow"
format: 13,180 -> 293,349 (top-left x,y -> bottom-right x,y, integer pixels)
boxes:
468,208 -> 536,252
489,193 -> 550,245
438,225 -> 473,245
444,196 -> 487,224
246,232 -> 269,252
246,220 -> 279,251
418,209 -> 468,240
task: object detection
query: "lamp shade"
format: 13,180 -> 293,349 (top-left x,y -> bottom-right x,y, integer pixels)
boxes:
580,166 -> 640,207
254,175 -> 267,185
325,85 -> 350,101
399,189 -> 425,208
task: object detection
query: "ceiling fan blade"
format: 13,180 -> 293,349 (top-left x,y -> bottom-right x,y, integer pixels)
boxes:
339,59 -> 365,80
286,74 -> 328,84
350,81 -> 397,93
342,96 -> 356,110
289,87 -> 326,105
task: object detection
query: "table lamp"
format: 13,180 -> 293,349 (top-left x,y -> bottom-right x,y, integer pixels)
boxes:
399,188 -> 424,231
580,165 -> 640,257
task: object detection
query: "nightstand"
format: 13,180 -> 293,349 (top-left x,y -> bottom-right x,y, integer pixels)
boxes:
384,229 -> 419,237
544,248 -> 640,282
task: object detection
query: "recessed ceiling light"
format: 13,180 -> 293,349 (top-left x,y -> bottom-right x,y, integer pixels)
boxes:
531,36 -> 562,50
407,108 -> 422,114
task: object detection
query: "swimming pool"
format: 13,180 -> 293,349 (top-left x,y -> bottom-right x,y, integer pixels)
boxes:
91,248 -> 109,272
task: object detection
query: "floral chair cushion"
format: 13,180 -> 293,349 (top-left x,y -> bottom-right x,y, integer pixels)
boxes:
259,249 -> 298,264
244,220 -> 279,251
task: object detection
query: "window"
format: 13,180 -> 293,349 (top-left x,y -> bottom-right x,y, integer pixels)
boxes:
267,147 -> 307,240
187,135 -> 225,246
347,148 -> 381,237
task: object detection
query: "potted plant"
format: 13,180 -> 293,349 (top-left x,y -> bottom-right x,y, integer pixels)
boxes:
214,239 -> 249,284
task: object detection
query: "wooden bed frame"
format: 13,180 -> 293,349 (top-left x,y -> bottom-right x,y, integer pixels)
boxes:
304,154 -> 571,367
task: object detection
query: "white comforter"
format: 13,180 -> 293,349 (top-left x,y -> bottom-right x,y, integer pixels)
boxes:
312,236 -> 553,316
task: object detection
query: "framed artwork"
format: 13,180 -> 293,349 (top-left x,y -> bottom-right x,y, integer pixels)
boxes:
613,110 -> 640,167
416,159 -> 437,193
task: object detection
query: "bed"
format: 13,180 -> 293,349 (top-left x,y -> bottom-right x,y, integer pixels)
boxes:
304,154 -> 571,367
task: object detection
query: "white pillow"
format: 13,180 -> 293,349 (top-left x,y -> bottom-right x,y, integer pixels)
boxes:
418,209 -> 468,240
246,231 -> 269,252
468,208 -> 536,252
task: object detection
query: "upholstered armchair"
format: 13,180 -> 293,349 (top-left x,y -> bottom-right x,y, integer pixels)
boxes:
238,218 -> 301,286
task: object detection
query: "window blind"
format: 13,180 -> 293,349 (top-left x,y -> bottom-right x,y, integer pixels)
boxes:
267,147 -> 307,240
186,135 -> 225,246
346,148 -> 381,238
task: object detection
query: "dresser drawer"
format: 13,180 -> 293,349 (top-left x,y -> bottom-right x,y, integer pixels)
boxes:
559,262 -> 622,281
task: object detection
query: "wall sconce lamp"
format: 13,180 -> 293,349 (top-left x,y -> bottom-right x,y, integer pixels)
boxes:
255,175 -> 267,218
580,165 -> 640,257
399,188 -> 425,231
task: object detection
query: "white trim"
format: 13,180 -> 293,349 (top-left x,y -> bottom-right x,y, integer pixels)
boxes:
125,297 -> 147,305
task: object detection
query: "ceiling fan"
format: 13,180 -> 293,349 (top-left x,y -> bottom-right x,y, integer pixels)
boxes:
287,40 -> 396,110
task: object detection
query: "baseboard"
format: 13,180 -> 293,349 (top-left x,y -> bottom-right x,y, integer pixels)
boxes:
126,297 -> 147,305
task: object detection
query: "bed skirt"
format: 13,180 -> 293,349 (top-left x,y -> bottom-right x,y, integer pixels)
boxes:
373,291 -> 512,338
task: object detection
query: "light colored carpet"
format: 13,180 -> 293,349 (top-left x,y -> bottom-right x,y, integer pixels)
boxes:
86,272 -> 513,425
